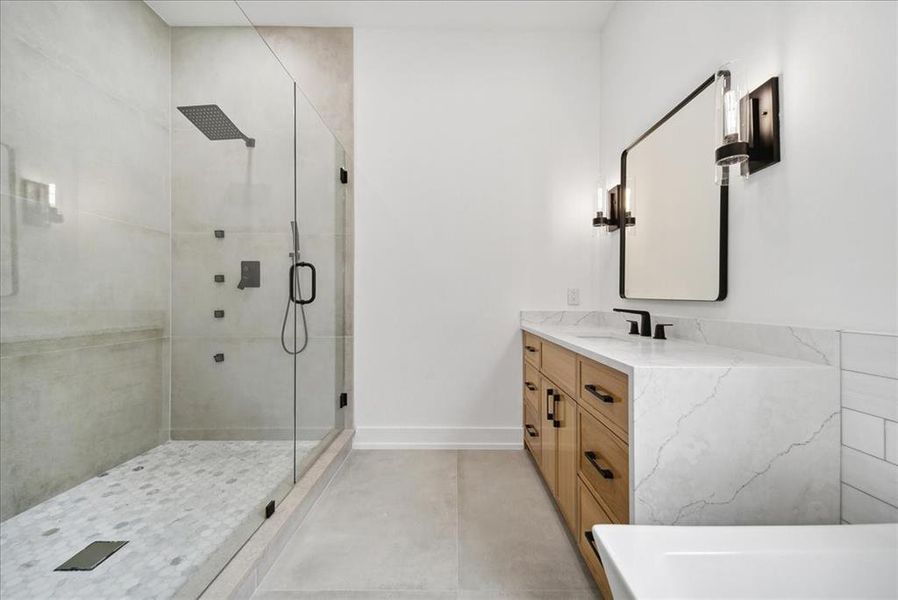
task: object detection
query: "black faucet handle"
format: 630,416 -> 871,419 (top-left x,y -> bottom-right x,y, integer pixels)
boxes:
613,308 -> 652,337
626,320 -> 640,335
653,323 -> 673,340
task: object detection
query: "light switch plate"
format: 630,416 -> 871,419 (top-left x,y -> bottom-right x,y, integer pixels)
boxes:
567,288 -> 580,306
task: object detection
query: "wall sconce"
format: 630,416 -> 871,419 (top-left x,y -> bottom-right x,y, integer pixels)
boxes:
593,184 -> 634,231
714,63 -> 781,186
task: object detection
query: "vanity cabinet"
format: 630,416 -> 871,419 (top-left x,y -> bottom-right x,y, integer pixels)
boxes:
522,332 -> 630,597
521,316 -> 841,596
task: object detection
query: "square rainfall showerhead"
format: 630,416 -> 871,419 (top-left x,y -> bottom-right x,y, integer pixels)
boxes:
177,104 -> 255,147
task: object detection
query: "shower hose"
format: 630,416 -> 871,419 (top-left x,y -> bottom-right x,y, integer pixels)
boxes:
281,221 -> 310,355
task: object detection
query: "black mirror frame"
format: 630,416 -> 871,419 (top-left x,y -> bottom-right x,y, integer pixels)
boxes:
619,74 -> 728,302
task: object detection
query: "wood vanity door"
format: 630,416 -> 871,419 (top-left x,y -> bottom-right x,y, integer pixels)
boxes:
539,378 -> 558,495
555,390 -> 578,533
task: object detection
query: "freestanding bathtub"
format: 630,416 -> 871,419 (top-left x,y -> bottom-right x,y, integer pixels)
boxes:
592,523 -> 898,599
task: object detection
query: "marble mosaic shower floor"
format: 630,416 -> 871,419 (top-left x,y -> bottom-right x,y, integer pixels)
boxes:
0,440 -> 318,600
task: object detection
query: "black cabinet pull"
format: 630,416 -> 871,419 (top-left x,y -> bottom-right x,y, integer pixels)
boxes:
585,451 -> 614,479
525,345 -> 538,353
525,424 -> 539,438
525,382 -> 537,391
584,384 -> 614,404
545,388 -> 555,420
552,392 -> 561,428
584,530 -> 604,565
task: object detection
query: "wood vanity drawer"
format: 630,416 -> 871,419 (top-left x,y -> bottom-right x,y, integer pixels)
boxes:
579,357 -> 629,440
523,400 -> 541,463
523,332 -> 542,367
579,407 -> 629,523
578,477 -> 615,599
541,341 -> 576,396
523,363 -> 540,412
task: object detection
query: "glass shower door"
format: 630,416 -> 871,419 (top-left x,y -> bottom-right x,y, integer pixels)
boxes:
292,90 -> 349,477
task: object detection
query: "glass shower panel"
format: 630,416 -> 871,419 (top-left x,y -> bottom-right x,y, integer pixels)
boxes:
293,91 -> 349,476
168,22 -> 295,595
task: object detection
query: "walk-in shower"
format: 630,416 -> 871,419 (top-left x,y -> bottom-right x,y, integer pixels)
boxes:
0,1 -> 350,598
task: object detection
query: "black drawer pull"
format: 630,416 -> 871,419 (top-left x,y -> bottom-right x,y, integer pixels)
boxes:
525,345 -> 538,352
585,451 -> 614,479
525,382 -> 537,391
584,530 -> 604,565
525,424 -> 539,438
584,384 -> 614,403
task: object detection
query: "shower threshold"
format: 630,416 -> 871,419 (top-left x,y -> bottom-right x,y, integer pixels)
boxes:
0,440 -> 317,599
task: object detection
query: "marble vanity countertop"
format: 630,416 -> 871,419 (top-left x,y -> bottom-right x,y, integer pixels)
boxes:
521,322 -> 832,373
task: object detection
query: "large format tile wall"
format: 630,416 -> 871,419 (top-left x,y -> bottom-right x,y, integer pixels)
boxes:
839,332 -> 898,523
0,1 -> 171,520
170,27 -> 295,441
171,27 -> 349,441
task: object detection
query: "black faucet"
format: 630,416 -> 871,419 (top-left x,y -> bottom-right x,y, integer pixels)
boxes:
613,308 -> 652,337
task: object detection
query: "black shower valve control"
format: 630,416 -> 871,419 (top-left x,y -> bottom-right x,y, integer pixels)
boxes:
213,310 -> 225,319
214,274 -> 225,283
237,261 -> 261,289
214,229 -> 225,239
213,353 -> 225,363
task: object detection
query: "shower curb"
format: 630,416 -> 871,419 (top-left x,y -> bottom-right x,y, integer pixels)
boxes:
199,430 -> 355,600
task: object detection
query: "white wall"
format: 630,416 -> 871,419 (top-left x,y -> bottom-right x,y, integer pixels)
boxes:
598,1 -> 897,333
354,30 -> 601,447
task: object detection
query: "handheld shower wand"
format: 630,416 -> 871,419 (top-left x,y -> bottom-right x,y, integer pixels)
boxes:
281,221 -> 312,355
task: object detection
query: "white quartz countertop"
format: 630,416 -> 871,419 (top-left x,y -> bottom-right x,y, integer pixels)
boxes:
521,322 -> 831,373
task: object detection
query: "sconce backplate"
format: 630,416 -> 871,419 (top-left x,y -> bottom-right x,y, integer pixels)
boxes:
742,76 -> 780,175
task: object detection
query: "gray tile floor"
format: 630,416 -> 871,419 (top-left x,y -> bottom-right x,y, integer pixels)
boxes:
254,450 -> 598,600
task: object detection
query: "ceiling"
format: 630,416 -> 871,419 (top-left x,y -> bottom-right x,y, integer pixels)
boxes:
144,1 -> 616,31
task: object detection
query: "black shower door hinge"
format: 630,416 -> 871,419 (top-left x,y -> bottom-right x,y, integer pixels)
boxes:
265,500 -> 275,519
339,167 -> 348,184
339,392 -> 348,408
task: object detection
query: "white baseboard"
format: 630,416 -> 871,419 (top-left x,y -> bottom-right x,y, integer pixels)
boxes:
353,426 -> 524,450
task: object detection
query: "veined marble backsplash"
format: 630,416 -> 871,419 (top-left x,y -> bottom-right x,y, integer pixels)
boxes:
521,310 -> 839,367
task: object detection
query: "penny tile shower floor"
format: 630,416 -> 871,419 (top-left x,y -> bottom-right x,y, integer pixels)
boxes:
0,440 -> 317,600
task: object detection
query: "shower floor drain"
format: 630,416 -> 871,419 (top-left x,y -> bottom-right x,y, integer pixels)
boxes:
55,541 -> 127,571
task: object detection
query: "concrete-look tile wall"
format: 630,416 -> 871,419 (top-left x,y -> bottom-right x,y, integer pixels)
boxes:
170,27 -> 348,441
839,331 -> 898,523
0,1 -> 170,520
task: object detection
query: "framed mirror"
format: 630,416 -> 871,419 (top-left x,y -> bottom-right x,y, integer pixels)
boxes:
620,74 -> 727,301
